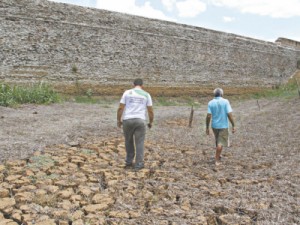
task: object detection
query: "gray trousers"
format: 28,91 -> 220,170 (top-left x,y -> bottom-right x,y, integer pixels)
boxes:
122,118 -> 146,167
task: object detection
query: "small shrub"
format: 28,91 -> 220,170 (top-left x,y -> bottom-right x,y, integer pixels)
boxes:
86,88 -> 93,98
72,64 -> 78,73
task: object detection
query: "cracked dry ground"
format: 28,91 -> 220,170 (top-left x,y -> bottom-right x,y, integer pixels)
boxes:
0,97 -> 299,225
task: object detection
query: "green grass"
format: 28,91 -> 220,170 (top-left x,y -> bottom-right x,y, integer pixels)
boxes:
66,95 -> 118,106
154,96 -> 201,107
251,80 -> 299,99
27,155 -> 55,169
0,82 -> 61,107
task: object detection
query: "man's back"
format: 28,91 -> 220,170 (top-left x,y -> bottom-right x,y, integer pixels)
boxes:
121,88 -> 152,120
208,97 -> 232,129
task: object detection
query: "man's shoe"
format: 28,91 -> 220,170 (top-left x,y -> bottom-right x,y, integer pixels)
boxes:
124,163 -> 133,169
134,166 -> 144,171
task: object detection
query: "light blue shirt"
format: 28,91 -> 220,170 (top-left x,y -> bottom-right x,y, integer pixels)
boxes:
207,97 -> 232,129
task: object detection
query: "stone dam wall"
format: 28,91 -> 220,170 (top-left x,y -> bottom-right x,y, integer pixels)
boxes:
1,0 -> 300,95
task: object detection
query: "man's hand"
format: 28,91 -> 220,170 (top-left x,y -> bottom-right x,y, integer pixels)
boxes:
206,128 -> 210,135
232,127 -> 236,134
228,113 -> 235,134
206,114 -> 211,136
117,103 -> 125,128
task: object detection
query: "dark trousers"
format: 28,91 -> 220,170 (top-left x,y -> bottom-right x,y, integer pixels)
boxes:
122,118 -> 146,167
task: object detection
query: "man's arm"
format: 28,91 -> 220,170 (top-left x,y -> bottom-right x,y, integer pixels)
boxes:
228,112 -> 235,133
206,113 -> 211,135
147,106 -> 154,128
117,103 -> 125,128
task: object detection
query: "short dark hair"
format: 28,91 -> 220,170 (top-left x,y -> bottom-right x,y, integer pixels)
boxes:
133,78 -> 143,86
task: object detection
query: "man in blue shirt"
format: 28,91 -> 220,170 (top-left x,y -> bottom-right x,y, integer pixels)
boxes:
206,88 -> 235,166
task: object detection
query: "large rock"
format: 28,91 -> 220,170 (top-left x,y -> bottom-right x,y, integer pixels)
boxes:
0,219 -> 18,225
0,198 -> 16,210
5,175 -> 21,182
91,193 -> 114,205
108,211 -> 130,218
0,165 -> 6,173
83,203 -> 111,214
0,188 -> 9,198
218,214 -> 252,225
14,192 -> 33,203
57,188 -> 74,199
34,219 -> 56,225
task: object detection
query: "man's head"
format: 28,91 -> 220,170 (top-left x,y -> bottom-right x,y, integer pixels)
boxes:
133,78 -> 143,86
213,88 -> 223,97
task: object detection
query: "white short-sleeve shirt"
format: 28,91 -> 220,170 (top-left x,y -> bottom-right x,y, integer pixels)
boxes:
120,87 -> 152,121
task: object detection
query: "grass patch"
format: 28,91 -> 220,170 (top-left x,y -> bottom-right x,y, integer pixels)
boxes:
64,95 -> 118,106
27,155 -> 55,169
154,96 -> 201,107
81,148 -> 96,155
33,193 -> 59,207
0,82 -> 61,107
251,81 -> 299,99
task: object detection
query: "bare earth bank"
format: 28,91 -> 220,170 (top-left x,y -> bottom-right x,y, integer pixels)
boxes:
0,97 -> 299,224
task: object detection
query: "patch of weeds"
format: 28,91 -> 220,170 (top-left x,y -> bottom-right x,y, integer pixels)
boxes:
181,96 -> 201,107
72,95 -> 117,106
27,155 -> 55,169
74,95 -> 99,104
154,96 -> 201,107
86,88 -> 93,98
72,64 -> 78,73
28,173 -> 59,183
41,173 -> 60,180
28,175 -> 38,184
32,193 -> 58,207
81,149 -> 95,155
251,81 -> 298,99
154,97 -> 179,106
0,82 -> 61,107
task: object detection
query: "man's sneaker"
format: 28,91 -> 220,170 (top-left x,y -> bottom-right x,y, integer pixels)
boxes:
124,163 -> 133,169
134,165 -> 144,171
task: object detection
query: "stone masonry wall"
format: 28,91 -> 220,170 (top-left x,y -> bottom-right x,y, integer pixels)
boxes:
1,0 -> 300,92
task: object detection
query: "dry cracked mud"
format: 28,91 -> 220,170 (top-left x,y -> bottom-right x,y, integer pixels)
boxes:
0,96 -> 299,224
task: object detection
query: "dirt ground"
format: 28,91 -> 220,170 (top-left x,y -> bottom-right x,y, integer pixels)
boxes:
0,95 -> 299,224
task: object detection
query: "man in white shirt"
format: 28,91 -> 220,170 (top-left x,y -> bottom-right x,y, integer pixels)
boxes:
117,79 -> 154,170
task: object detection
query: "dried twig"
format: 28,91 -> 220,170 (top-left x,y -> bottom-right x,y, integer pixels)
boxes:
188,105 -> 194,128
256,99 -> 261,111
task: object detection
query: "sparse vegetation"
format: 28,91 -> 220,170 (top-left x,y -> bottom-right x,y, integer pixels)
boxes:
32,193 -> 59,208
71,64 -> 78,73
0,82 -> 60,107
154,96 -> 201,107
85,88 -> 93,98
27,155 -> 55,169
72,95 -> 116,106
248,80 -> 298,99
